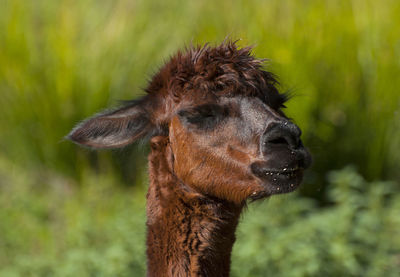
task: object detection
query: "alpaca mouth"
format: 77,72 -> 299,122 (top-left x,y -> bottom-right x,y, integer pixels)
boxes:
263,167 -> 303,189
250,165 -> 305,197
263,167 -> 302,178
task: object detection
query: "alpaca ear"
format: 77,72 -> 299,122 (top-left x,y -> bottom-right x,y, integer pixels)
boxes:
67,96 -> 155,149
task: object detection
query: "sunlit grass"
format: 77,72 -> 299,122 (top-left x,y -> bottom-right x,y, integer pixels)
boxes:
1,0 -> 399,182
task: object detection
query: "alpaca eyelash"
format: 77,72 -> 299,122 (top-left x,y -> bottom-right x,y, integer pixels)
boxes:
279,91 -> 293,108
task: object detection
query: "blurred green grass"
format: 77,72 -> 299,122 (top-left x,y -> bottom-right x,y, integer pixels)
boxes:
0,0 -> 399,276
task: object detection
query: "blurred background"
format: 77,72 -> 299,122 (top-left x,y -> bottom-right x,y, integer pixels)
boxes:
0,0 -> 399,276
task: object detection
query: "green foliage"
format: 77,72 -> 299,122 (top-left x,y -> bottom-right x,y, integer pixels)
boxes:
1,163 -> 398,276
0,158 -> 147,276
0,0 -> 399,184
232,166 -> 400,276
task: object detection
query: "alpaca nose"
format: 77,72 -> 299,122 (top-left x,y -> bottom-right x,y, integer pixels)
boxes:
262,121 -> 302,150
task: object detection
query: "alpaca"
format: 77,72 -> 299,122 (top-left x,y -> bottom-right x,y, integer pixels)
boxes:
67,42 -> 311,277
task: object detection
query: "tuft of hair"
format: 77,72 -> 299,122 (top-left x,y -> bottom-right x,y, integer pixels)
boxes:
145,41 -> 280,102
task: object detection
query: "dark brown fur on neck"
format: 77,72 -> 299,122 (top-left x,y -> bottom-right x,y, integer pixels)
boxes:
147,136 -> 242,277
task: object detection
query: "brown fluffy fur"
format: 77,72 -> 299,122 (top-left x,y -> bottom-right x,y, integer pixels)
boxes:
68,41 -> 311,276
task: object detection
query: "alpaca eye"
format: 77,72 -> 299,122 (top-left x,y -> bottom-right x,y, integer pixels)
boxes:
178,104 -> 225,129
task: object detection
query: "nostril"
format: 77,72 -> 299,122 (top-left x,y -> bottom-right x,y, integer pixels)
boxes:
264,133 -> 300,149
263,122 -> 302,150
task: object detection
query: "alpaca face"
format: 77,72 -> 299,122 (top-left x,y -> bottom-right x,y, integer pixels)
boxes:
168,95 -> 311,203
67,42 -> 311,204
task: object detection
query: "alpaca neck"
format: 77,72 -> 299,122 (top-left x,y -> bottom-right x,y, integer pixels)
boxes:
146,137 -> 243,277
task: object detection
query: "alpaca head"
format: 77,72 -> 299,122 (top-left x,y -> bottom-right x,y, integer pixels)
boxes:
68,42 -> 311,204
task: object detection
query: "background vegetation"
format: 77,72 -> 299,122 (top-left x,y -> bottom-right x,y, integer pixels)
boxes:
0,0 -> 399,276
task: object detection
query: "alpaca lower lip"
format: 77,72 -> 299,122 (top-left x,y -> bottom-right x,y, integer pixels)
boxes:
262,168 -> 303,178
259,168 -> 304,193
264,167 -> 299,173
